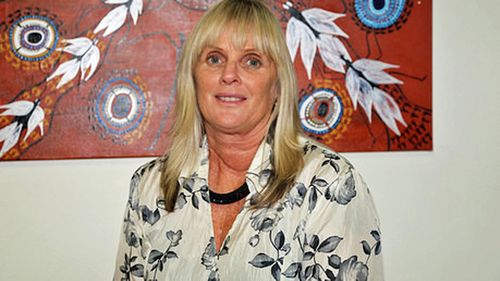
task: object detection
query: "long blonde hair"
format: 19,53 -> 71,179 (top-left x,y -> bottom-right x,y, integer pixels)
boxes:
161,0 -> 304,211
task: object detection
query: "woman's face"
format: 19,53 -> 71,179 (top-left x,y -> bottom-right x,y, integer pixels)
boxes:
194,33 -> 278,135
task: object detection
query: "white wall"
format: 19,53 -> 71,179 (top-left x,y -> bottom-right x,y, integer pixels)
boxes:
1,0 -> 499,280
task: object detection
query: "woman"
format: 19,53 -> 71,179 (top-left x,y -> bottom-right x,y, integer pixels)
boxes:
114,0 -> 383,280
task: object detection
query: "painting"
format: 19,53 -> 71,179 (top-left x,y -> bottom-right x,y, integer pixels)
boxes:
0,0 -> 432,160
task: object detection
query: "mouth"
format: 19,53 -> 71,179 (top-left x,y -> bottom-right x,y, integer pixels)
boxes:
215,94 -> 247,103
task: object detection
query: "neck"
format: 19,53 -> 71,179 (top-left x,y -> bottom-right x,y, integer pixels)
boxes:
205,122 -> 269,192
206,123 -> 268,171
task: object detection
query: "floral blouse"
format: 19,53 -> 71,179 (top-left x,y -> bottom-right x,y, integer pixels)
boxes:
113,136 -> 384,281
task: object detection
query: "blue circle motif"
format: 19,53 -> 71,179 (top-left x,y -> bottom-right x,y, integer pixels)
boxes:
95,77 -> 147,135
299,88 -> 344,135
9,15 -> 59,61
21,26 -> 48,50
354,0 -> 406,29
112,94 -> 133,119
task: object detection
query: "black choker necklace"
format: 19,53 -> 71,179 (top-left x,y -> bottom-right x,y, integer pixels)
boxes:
209,182 -> 250,205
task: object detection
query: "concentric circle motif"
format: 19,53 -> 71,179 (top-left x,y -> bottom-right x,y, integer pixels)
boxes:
175,0 -> 218,10
9,15 -> 59,61
95,77 -> 147,136
354,0 -> 406,29
299,88 -> 344,135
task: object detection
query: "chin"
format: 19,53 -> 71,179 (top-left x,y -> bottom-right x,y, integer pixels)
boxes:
214,114 -> 244,126
204,112 -> 269,135
212,122 -> 246,134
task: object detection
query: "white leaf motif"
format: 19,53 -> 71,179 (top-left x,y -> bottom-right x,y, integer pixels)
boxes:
356,77 -> 375,122
105,0 -> 128,4
285,4 -> 349,78
353,59 -> 402,84
303,8 -> 348,38
303,7 -> 343,21
60,37 -> 92,56
0,122 -> 22,157
94,5 -> 128,37
47,58 -> 80,88
24,106 -> 45,141
47,38 -> 101,88
345,59 -> 407,134
80,45 -> 100,81
299,22 -> 317,79
345,68 -> 360,108
0,100 -> 45,156
0,101 -> 33,116
286,19 -> 300,61
372,88 -> 407,135
130,0 -> 143,25
318,35 -> 350,73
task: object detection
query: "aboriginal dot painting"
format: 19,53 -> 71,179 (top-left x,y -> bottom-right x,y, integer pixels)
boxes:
0,0 -> 431,160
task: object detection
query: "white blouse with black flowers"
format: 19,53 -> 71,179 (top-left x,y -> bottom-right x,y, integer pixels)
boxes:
113,136 -> 384,281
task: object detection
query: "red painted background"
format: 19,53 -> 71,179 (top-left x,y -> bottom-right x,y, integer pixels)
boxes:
0,0 -> 431,160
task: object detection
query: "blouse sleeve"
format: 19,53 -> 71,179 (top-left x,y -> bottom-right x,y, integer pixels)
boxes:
304,165 -> 384,281
113,170 -> 149,281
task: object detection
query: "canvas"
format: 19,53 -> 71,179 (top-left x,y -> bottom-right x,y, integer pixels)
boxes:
0,0 -> 432,160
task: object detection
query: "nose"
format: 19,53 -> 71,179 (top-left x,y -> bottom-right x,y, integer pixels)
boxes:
220,61 -> 240,85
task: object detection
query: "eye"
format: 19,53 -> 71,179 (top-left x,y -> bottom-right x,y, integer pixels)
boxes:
244,55 -> 262,69
206,53 -> 223,65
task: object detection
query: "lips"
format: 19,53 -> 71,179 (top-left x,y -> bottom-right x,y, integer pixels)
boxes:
215,94 -> 247,103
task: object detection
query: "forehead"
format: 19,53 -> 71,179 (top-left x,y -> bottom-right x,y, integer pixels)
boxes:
199,23 -> 269,54
203,33 -> 259,52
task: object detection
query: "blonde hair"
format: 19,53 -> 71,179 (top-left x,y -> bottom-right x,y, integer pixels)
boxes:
161,0 -> 304,211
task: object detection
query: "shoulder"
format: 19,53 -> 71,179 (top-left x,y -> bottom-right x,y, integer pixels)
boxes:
130,157 -> 164,190
298,136 -> 356,184
293,137 -> 381,233
133,156 -> 164,176
128,157 -> 164,210
292,136 -> 373,211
